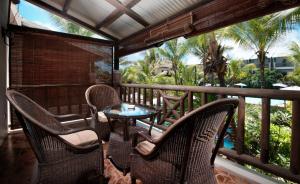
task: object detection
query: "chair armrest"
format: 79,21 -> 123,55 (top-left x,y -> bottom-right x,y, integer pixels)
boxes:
132,130 -> 155,147
54,114 -> 84,121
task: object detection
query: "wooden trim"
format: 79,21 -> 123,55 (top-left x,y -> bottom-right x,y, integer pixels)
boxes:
24,0 -> 118,41
120,84 -> 300,100
291,100 -> 300,174
103,0 -> 149,28
117,0 -> 300,57
62,0 -> 72,13
236,96 -> 245,155
8,25 -> 114,45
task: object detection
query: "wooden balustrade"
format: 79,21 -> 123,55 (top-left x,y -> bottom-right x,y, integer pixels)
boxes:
120,83 -> 300,183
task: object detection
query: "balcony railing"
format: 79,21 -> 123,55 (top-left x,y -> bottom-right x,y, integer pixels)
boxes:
119,83 -> 300,183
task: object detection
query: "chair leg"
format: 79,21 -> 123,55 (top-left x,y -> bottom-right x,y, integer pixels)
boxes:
131,176 -> 136,184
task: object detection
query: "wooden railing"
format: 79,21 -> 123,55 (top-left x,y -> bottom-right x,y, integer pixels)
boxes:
9,84 -> 92,129
120,83 -> 300,183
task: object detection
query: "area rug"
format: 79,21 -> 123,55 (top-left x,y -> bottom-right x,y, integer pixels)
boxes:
104,158 -> 249,184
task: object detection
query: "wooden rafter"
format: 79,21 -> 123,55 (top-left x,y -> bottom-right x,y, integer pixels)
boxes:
25,0 -> 118,41
117,0 -> 300,57
62,0 -> 72,13
97,0 -> 149,29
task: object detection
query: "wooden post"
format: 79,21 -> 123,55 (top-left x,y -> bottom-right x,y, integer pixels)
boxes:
123,87 -> 127,102
143,88 -> 147,105
137,88 -> 141,104
127,87 -> 131,103
157,91 -> 161,108
150,89 -> 153,107
132,87 -> 136,104
114,45 -> 119,70
201,92 -> 208,105
236,96 -> 245,155
291,100 -> 300,174
188,91 -> 193,112
260,98 -> 270,164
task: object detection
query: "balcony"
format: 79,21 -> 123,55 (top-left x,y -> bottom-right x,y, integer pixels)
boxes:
1,0 -> 300,183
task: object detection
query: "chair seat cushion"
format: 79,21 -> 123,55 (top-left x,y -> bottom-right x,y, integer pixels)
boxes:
59,130 -> 98,146
98,112 -> 108,123
136,141 -> 155,155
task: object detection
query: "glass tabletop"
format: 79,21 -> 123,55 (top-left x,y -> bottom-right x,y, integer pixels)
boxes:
103,103 -> 157,119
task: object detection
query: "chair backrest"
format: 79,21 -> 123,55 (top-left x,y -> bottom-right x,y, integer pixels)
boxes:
85,84 -> 121,111
157,90 -> 188,126
6,90 -> 68,162
154,98 -> 238,183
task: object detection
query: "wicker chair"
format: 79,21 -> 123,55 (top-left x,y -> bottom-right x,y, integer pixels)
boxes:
6,90 -> 106,184
85,84 -> 121,141
130,98 -> 239,184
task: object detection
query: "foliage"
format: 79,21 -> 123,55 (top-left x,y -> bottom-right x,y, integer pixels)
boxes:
49,15 -> 94,36
224,15 -> 286,88
187,32 -> 229,86
241,69 -> 283,89
158,39 -> 189,85
244,104 -> 292,169
226,60 -> 257,86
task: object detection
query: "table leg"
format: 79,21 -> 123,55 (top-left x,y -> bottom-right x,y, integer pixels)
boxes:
148,115 -> 154,135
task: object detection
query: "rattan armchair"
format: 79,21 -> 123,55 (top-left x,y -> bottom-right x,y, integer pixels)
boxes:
85,84 -> 121,141
130,98 -> 239,184
6,90 -> 106,184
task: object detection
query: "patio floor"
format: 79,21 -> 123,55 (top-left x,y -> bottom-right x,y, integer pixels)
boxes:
0,133 -> 249,184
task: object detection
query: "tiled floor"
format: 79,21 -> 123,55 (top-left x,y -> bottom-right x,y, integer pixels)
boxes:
0,133 -> 249,184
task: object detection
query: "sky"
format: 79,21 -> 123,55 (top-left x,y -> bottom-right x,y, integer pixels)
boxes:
17,0 -> 300,66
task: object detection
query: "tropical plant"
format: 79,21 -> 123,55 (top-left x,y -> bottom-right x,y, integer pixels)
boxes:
226,60 -> 257,86
224,15 -> 286,88
187,32 -> 229,86
50,15 -> 94,36
242,69 -> 283,89
286,42 -> 300,85
288,41 -> 300,68
272,7 -> 300,32
158,39 -> 189,85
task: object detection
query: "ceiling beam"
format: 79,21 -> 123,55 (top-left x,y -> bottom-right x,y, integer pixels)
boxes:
25,0 -> 118,41
102,0 -> 149,28
62,0 -> 72,13
117,0 -> 300,57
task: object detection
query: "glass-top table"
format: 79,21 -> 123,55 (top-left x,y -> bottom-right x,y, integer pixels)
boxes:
103,103 -> 157,141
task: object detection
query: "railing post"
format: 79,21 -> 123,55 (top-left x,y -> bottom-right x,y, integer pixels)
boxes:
236,96 -> 245,155
123,87 -> 127,102
132,87 -> 136,104
157,91 -> 161,108
260,98 -> 270,164
127,87 -> 131,103
201,92 -> 208,105
150,89 -> 153,107
143,88 -> 147,105
188,91 -> 193,112
291,100 -> 300,174
137,88 -> 141,104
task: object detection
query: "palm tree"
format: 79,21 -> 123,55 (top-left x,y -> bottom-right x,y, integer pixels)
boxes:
288,41 -> 300,68
187,32 -> 228,87
226,60 -> 256,86
224,15 -> 285,88
287,42 -> 300,85
187,34 -> 210,82
158,39 -> 189,85
50,15 -> 94,36
272,7 -> 300,32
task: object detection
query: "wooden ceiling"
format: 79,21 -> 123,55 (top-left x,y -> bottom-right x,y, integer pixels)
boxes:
22,0 -> 300,56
